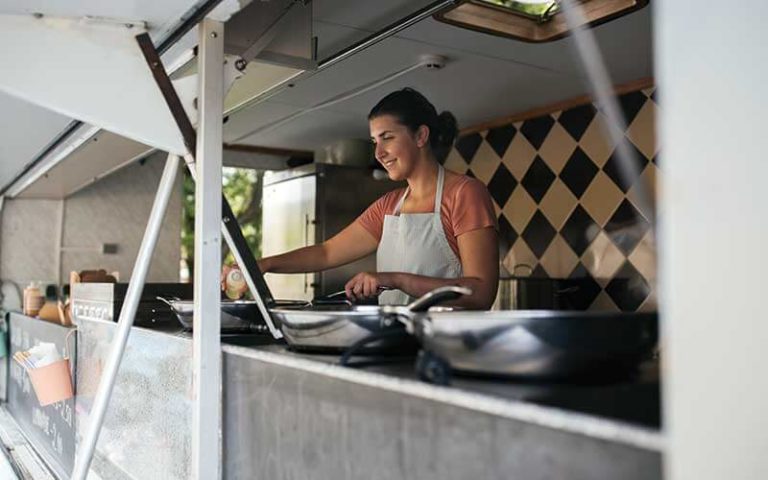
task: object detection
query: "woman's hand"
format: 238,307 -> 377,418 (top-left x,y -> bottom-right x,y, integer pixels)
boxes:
344,272 -> 395,301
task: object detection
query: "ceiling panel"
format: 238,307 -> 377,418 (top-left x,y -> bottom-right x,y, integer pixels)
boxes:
399,5 -> 653,80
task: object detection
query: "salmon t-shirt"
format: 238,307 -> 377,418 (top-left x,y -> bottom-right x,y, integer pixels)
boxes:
355,175 -> 498,259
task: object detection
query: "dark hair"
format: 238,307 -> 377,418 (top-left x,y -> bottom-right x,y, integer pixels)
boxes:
368,88 -> 458,161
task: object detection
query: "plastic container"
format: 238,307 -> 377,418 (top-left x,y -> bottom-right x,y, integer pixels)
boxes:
28,359 -> 74,406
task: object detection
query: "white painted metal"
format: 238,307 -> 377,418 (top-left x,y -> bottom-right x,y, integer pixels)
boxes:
657,2 -> 768,479
192,18 -> 224,480
0,14 -> 186,154
70,153 -> 181,480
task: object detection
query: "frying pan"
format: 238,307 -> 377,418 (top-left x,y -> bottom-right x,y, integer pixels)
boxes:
403,307 -> 658,384
156,296 -> 292,333
271,286 -> 468,352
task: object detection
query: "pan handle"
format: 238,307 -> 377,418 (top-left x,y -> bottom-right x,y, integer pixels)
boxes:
406,286 -> 472,313
155,296 -> 181,310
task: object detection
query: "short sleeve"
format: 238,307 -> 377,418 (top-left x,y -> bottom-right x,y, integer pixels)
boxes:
355,190 -> 401,241
451,178 -> 498,237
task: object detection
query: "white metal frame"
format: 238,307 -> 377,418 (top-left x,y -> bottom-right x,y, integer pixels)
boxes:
191,18 -> 224,480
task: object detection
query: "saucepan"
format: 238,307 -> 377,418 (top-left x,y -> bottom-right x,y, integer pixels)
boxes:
400,303 -> 658,384
271,286 -> 467,353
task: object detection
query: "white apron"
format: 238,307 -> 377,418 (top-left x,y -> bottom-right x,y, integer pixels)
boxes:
377,165 -> 463,305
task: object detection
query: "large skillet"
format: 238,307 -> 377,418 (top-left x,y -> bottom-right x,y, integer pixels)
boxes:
401,305 -> 658,384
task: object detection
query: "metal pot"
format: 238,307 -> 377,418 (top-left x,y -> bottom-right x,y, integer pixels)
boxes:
407,309 -> 658,384
494,264 -> 582,310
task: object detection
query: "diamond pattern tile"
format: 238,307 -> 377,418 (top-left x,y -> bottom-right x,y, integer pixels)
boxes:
444,85 -> 657,312
578,112 -> 619,167
539,235 -> 579,278
486,163 -> 517,208
559,147 -> 598,198
626,100 -> 657,161
605,199 -> 650,256
502,132 -> 537,181
485,125 -> 517,158
521,156 -> 556,203
538,123 -> 577,174
603,138 -> 649,193
605,260 -> 651,312
627,230 -> 657,283
521,210 -> 557,258
627,163 -> 657,221
503,186 -> 537,233
455,132 -> 483,163
581,231 -> 625,280
558,104 -> 597,141
497,214 -> 518,258
539,179 -> 577,231
580,171 -> 625,227
466,141 -> 501,184
618,91 -> 648,126
504,237 -> 537,273
567,263 -> 602,310
520,115 -> 555,150
560,205 -> 599,256
589,290 -> 620,312
443,149 -> 468,173
531,263 -> 549,278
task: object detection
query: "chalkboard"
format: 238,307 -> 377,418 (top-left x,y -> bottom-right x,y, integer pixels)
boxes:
7,312 -> 76,479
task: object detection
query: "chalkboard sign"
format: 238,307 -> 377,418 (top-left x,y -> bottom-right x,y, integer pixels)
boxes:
7,313 -> 76,479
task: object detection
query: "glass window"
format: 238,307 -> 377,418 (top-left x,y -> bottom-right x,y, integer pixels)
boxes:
434,0 -> 648,43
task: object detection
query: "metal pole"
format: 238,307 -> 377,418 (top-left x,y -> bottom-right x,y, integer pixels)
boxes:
71,153 -> 181,479
192,18 -> 224,480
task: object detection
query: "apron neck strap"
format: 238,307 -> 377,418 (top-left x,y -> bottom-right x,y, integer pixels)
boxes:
393,164 -> 445,215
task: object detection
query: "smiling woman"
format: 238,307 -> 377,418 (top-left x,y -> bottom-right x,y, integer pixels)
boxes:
258,88 -> 500,309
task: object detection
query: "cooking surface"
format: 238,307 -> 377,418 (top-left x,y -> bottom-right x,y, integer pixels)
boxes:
210,331 -> 661,429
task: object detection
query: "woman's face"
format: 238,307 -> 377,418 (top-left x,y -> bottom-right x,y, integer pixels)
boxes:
369,114 -> 427,181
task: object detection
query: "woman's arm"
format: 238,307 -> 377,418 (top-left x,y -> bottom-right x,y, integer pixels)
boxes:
345,226 -> 499,309
259,221 -> 379,274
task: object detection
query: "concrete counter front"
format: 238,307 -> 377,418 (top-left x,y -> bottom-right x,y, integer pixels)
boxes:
222,345 -> 662,480
3,315 -> 663,479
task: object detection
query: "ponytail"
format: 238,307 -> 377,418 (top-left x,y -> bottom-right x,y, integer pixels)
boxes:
368,88 -> 458,161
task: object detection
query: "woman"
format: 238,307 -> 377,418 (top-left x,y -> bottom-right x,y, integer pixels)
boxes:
258,88 -> 499,309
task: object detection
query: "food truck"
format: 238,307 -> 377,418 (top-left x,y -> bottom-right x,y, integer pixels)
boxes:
0,1 -> 764,479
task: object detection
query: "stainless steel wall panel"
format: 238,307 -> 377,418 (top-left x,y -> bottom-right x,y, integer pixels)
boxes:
222,347 -> 661,480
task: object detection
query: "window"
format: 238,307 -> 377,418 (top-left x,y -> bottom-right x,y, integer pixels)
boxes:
433,0 -> 649,43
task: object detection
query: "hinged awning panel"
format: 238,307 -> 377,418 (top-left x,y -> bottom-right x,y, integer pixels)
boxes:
0,14 -> 187,154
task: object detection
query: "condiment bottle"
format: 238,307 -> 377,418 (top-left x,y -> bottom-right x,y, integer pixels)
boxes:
23,282 -> 44,317
224,265 -> 247,300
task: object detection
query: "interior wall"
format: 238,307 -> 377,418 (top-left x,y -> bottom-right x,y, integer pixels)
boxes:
60,152 -> 182,283
445,85 -> 658,312
0,152 -> 182,312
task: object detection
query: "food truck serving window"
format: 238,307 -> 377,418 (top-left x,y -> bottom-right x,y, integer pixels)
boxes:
433,0 -> 649,43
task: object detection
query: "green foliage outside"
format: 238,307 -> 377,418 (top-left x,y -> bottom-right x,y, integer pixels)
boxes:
180,167 -> 263,280
479,0 -> 561,20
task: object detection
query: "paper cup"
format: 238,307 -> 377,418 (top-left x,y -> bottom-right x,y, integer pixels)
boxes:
28,359 -> 74,406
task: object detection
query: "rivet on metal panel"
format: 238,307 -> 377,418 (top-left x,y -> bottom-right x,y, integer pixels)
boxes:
211,32 -> 218,38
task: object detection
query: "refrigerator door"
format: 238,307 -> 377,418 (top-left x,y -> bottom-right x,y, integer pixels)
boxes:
262,173 -> 316,300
